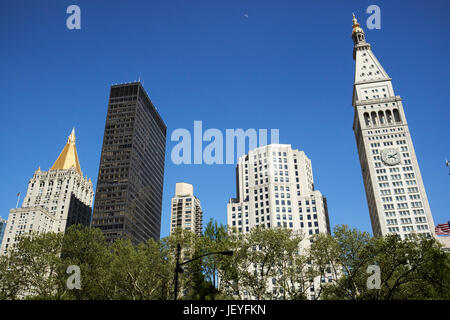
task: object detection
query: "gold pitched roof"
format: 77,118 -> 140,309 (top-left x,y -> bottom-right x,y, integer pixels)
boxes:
50,128 -> 82,175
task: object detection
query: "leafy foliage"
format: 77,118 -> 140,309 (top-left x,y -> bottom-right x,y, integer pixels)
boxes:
0,223 -> 448,300
310,225 -> 450,300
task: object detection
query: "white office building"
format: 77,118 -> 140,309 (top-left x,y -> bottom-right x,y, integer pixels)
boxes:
226,143 -> 331,299
227,144 -> 330,236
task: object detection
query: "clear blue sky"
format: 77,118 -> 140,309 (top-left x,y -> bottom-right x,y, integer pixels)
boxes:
0,0 -> 448,239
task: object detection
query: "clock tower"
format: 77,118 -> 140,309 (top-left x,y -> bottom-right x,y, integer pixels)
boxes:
351,14 -> 435,239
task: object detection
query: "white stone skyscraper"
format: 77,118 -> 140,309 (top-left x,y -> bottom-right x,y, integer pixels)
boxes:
170,182 -> 203,236
227,144 -> 330,237
226,144 -> 331,299
350,15 -> 435,239
1,129 -> 94,255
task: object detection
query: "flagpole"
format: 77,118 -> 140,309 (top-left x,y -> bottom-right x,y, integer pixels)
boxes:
16,192 -> 21,208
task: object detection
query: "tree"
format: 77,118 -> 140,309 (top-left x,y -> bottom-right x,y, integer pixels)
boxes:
2,222 -> 448,300
59,225 -> 113,299
0,252 -> 24,299
61,225 -> 173,300
310,225 -> 450,300
310,225 -> 376,299
275,237 -> 317,300
0,232 -> 65,299
161,227 -> 201,300
371,233 -> 450,299
217,227 -> 314,300
106,238 -> 172,300
202,219 -> 229,299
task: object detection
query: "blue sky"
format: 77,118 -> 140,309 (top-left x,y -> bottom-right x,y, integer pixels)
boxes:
0,0 -> 449,239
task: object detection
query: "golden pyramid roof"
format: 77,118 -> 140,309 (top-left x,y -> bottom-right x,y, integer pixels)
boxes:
50,128 -> 82,175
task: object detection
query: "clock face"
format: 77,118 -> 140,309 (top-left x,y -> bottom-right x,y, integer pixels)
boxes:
381,148 -> 400,166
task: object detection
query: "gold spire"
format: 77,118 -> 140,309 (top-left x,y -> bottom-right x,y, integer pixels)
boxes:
352,13 -> 358,26
50,128 -> 82,175
68,127 -> 76,145
352,13 -> 364,34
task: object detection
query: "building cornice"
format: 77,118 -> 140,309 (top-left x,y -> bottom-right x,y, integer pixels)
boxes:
354,95 -> 402,107
354,77 -> 392,86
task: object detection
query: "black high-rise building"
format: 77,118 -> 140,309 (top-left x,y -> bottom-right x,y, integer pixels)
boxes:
92,82 -> 167,243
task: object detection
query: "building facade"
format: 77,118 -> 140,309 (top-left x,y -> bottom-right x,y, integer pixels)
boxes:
170,182 -> 203,236
91,82 -> 167,243
1,129 -> 94,255
350,15 -> 435,240
227,144 -> 330,236
226,144 -> 331,299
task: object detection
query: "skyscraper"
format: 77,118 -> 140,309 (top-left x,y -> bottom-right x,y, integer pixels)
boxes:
91,82 -> 167,243
226,144 -> 331,299
350,15 -> 435,239
170,182 -> 203,236
227,144 -> 330,236
1,129 -> 94,255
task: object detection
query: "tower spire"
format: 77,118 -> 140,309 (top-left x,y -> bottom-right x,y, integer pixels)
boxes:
352,13 -> 360,30
68,127 -> 76,145
50,128 -> 82,175
351,13 -> 370,60
352,13 -> 366,42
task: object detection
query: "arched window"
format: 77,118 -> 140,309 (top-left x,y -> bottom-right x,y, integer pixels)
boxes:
371,111 -> 378,126
385,110 -> 393,124
393,109 -> 401,122
378,111 -> 385,124
364,112 -> 371,126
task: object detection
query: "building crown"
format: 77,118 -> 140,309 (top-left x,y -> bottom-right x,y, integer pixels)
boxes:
50,128 -> 82,175
351,13 -> 371,59
352,13 -> 367,45
352,13 -> 364,35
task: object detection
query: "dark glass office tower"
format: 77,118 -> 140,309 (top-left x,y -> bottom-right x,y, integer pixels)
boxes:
92,82 -> 167,243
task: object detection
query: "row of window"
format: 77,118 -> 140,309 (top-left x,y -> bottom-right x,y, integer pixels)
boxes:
380,186 -> 419,195
381,194 -> 421,202
383,201 -> 422,210
377,173 -> 416,181
367,127 -> 404,135
368,133 -> 406,141
386,216 -> 427,225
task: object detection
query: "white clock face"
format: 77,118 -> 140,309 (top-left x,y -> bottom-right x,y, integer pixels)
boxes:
381,148 -> 400,166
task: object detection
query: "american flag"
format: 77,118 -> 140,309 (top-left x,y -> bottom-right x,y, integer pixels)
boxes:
435,222 -> 450,235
